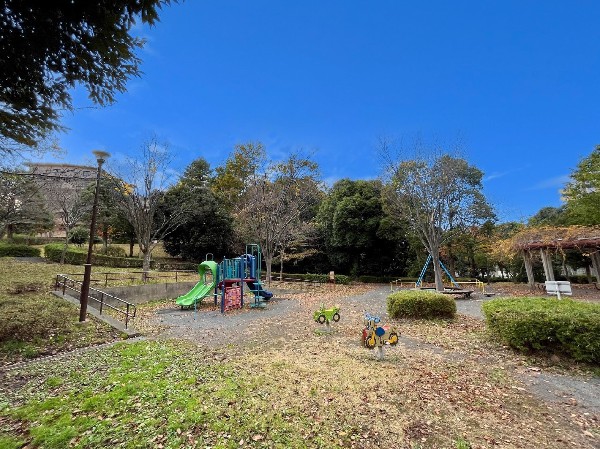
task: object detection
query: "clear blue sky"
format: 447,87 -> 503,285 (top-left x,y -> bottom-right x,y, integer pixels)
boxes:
53,1 -> 600,223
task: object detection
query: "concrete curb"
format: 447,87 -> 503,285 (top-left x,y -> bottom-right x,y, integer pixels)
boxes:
51,291 -> 141,337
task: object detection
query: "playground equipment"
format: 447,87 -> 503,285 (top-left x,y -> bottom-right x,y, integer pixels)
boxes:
176,260 -> 217,309
416,254 -> 460,288
313,304 -> 340,324
362,313 -> 399,360
412,253 -> 481,297
175,245 -> 273,313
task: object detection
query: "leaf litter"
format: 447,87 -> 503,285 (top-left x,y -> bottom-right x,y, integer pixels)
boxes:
1,283 -> 598,448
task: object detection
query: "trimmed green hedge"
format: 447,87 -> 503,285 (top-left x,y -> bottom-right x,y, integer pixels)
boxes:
387,290 -> 456,319
274,272 -> 350,285
358,275 -> 419,284
483,297 -> 600,363
44,243 -> 151,268
3,234 -> 60,245
0,243 -> 41,257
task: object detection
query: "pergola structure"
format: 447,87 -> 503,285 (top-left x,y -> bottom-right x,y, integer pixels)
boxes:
511,226 -> 600,287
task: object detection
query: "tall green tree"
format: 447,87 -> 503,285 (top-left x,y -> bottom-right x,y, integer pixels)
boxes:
528,206 -> 569,227
563,146 -> 600,225
317,179 -> 411,277
0,1 -> 174,154
0,168 -> 52,239
162,158 -> 234,260
211,142 -> 266,211
383,148 -> 495,291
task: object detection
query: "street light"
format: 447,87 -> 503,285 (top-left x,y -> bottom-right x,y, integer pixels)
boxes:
79,150 -> 110,322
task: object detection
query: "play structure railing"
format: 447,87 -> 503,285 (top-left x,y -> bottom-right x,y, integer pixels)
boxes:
60,270 -> 198,287
55,274 -> 137,329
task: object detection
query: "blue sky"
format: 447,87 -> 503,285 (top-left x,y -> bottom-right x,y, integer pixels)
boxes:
52,1 -> 600,222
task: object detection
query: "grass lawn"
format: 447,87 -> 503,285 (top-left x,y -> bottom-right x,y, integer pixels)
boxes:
0,259 -> 126,364
0,260 -> 598,448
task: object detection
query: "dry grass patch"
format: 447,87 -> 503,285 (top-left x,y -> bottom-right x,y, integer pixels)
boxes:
234,333 -> 595,448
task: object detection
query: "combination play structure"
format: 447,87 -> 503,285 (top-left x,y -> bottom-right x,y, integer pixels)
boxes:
176,244 -> 273,313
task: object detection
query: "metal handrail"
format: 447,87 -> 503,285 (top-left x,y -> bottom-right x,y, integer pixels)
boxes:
59,269 -> 197,287
55,274 -> 137,328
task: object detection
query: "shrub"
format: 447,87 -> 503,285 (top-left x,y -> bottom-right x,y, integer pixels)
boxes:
44,243 -> 150,268
6,235 -> 61,245
568,275 -> 597,284
0,243 -> 41,257
483,297 -> 600,363
270,272 -> 350,285
387,290 -> 456,319
358,275 -> 418,284
69,227 -> 89,245
97,245 -> 127,258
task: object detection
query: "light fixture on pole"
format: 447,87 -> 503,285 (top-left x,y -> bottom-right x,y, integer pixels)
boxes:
79,150 -> 110,322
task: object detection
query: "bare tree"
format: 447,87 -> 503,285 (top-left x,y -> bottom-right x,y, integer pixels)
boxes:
45,178 -> 93,263
238,153 -> 322,284
381,137 -> 495,291
111,137 -> 185,272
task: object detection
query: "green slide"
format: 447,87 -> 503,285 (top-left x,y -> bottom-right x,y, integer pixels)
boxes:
176,260 -> 218,307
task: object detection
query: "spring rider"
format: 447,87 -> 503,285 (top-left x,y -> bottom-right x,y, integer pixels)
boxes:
313,304 -> 340,332
362,313 -> 399,360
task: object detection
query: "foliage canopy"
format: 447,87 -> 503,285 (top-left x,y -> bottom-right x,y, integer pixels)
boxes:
0,1 -> 173,153
563,146 -> 600,225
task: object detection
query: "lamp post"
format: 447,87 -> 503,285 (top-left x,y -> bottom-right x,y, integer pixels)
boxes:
79,150 -> 110,322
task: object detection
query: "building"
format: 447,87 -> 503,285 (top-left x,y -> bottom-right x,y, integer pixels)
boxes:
26,163 -> 98,238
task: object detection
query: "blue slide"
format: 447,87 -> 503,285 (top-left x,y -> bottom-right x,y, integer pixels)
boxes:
246,281 -> 273,300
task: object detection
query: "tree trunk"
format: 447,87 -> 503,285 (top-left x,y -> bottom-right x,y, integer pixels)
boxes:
279,248 -> 284,281
102,224 -> 109,254
431,250 -> 444,292
265,253 -> 273,287
60,232 -> 69,264
129,238 -> 134,257
446,243 -> 456,280
142,247 -> 152,281
6,223 -> 14,240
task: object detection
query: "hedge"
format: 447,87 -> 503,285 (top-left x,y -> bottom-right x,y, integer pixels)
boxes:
0,243 -> 41,257
483,297 -> 600,363
44,243 -> 151,268
387,290 -> 456,319
271,272 -> 350,285
358,275 -> 419,284
3,234 -> 60,245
